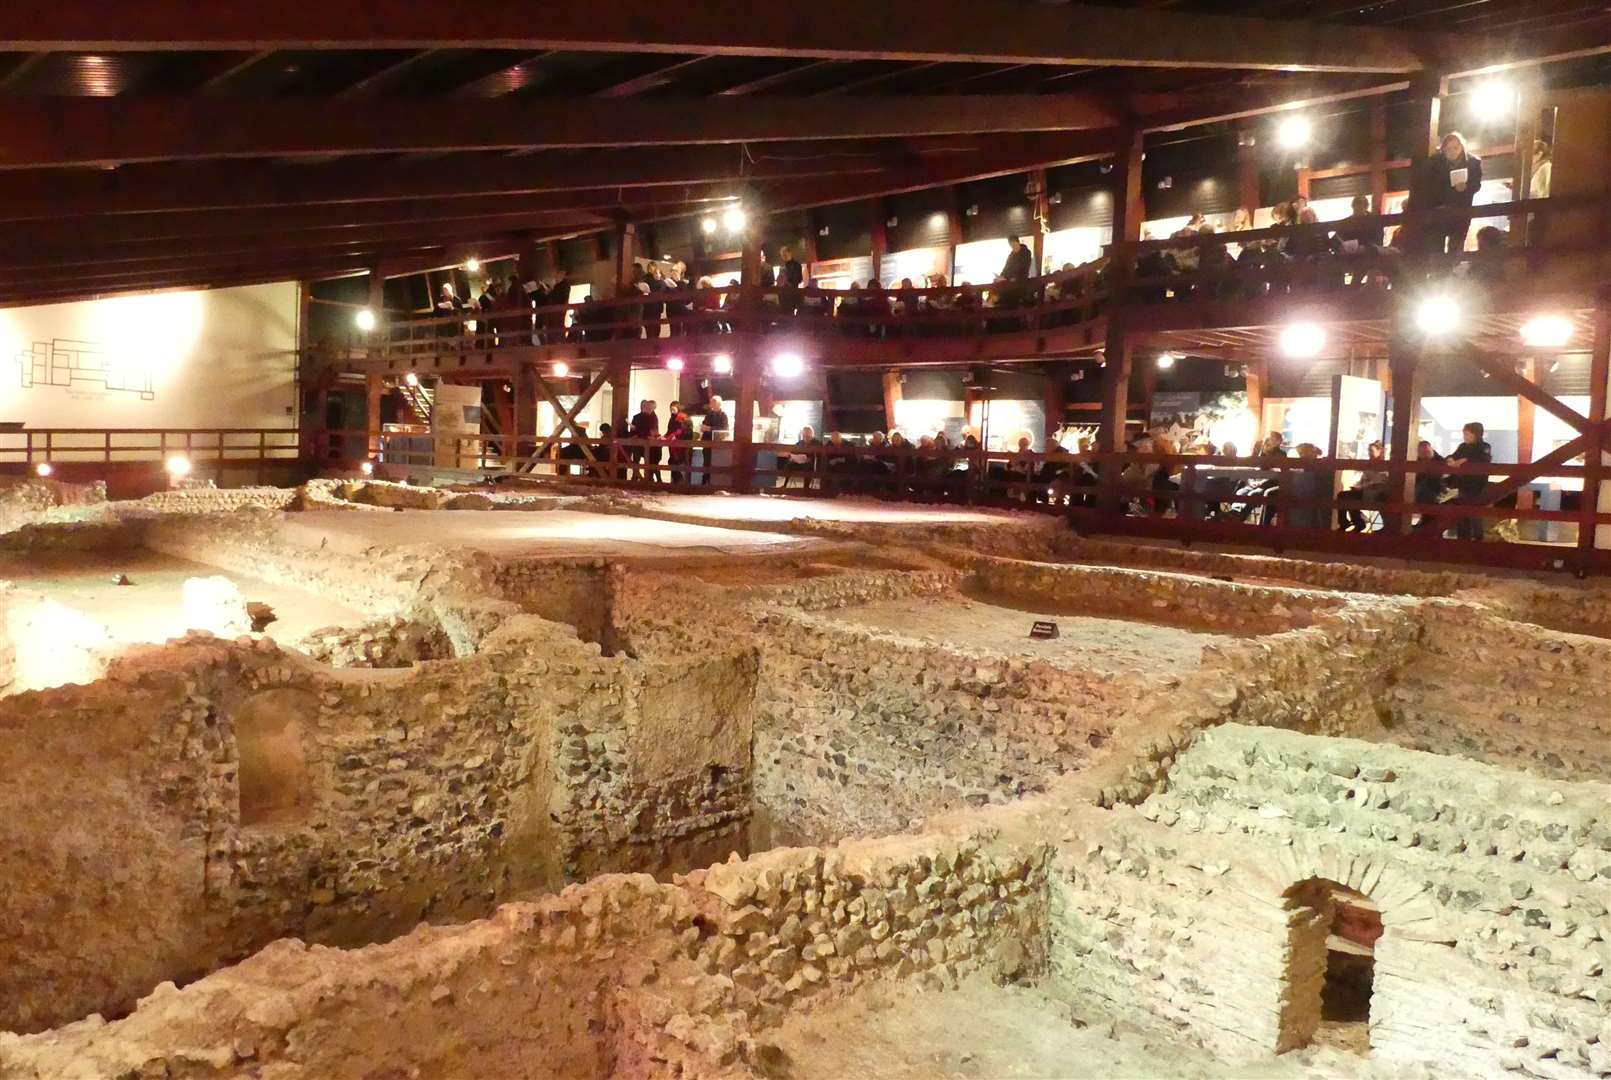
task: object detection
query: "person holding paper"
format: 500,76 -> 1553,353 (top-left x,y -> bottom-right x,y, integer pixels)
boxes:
1427,132 -> 1483,256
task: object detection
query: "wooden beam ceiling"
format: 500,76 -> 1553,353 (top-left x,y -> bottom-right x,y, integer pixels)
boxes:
0,94 -> 1120,168
0,2 -> 1441,73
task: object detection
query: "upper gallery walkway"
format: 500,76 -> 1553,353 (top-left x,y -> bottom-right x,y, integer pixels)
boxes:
308,196 -> 1603,381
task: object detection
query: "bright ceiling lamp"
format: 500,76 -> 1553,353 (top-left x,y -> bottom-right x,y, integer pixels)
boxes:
770,352 -> 804,379
165,455 -> 192,478
712,353 -> 734,374
1156,352 -> 1177,370
34,462 -> 53,478
1469,81 -> 1515,121
1279,322 -> 1327,359
1276,114 -> 1312,150
722,206 -> 748,234
1414,295 -> 1463,337
665,356 -> 685,373
1519,313 -> 1572,349
354,307 -> 376,332
465,257 -> 481,273
551,361 -> 570,378
701,217 -> 718,235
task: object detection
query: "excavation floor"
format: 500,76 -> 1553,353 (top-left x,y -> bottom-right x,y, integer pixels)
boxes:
823,593 -> 1237,671
0,549 -> 365,647
278,508 -> 819,561
763,979 -> 1426,1080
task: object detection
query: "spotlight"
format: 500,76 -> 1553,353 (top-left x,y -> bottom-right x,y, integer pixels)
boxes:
666,356 -> 685,373
360,460 -> 375,477
403,372 -> 419,387
1414,295 -> 1463,337
770,352 -> 804,379
712,353 -> 734,375
722,206 -> 747,234
1156,352 -> 1178,370
1520,313 -> 1573,349
1279,322 -> 1327,359
1469,81 -> 1515,121
165,455 -> 192,479
354,307 -> 376,332
701,217 -> 718,235
551,361 -> 570,378
1276,114 -> 1312,150
34,461 -> 53,478
465,257 -> 481,273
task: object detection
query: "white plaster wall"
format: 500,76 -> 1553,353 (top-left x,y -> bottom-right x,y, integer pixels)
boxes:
0,283 -> 299,432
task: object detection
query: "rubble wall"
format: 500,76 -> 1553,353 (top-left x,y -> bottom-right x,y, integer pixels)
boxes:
0,821 -> 1047,1080
1389,603 -> 1611,782
1050,725 -> 1611,1077
0,614 -> 758,1034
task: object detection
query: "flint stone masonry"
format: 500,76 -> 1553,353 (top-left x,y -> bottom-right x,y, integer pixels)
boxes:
5,490 -> 1611,1079
0,818 -> 1047,1080
0,602 -> 758,1034
0,477 -> 107,534
1052,725 -> 1611,1078
1387,602 -> 1611,782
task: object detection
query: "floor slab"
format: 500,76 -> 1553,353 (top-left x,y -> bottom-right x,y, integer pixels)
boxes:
275,508 -> 820,561
823,593 -> 1237,671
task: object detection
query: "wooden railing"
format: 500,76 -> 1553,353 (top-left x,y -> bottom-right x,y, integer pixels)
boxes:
324,263 -> 1112,361
1106,195 -> 1596,306
1,427 -> 301,482
314,194 -> 1608,370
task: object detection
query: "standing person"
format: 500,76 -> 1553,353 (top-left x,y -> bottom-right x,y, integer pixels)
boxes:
1000,236 -> 1033,307
435,282 -> 466,338
544,271 -> 572,343
700,395 -> 730,486
1426,132 -> 1483,256
628,399 -> 660,482
1529,139 -> 1552,200
664,401 -> 691,484
1445,421 -> 1492,540
776,245 -> 804,318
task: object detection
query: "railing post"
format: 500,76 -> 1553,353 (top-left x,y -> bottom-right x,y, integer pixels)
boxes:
1385,332 -> 1422,536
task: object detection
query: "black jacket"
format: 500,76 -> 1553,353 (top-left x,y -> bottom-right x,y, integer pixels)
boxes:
1426,152 -> 1483,209
1002,245 -> 1033,282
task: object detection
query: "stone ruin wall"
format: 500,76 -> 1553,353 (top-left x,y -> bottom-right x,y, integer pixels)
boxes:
1050,725 -> 1611,1078
0,599 -> 758,1036
1389,601 -> 1611,782
0,820 -> 1048,1080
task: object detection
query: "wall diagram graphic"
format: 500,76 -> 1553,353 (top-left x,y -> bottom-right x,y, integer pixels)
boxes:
14,339 -> 155,401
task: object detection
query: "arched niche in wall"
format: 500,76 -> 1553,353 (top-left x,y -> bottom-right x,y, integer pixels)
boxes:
234,687 -> 318,828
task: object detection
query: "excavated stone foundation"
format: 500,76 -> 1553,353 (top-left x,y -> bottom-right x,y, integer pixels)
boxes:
1,485 -> 1608,1079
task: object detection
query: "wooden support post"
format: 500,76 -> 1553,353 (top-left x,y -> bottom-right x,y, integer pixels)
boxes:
733,231 -> 764,492
1042,363 -> 1067,444
1097,323 -> 1133,513
1369,103 -> 1389,214
364,371 -> 383,460
514,362 -> 536,463
882,370 -> 903,432
1246,357 -> 1267,448
1030,167 -> 1050,275
613,221 -> 637,297
1236,131 -> 1260,215
1112,131 -> 1145,248
869,198 -> 888,279
366,266 -> 384,318
1386,335 -> 1421,535
1516,357 -> 1537,512
608,359 -> 631,481
1583,300 -> 1610,551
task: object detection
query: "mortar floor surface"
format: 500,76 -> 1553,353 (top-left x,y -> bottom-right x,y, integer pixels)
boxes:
823,594 -> 1238,671
763,979 -> 1431,1080
278,508 -> 820,560
0,549 -> 366,646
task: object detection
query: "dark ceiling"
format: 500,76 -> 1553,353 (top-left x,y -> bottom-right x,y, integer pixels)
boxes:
0,0 -> 1601,308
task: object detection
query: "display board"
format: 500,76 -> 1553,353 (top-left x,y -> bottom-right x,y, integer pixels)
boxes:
0,283 -> 299,430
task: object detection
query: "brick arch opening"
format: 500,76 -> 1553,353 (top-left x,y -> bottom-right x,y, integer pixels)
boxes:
1279,877 -> 1382,1056
234,688 -> 317,827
